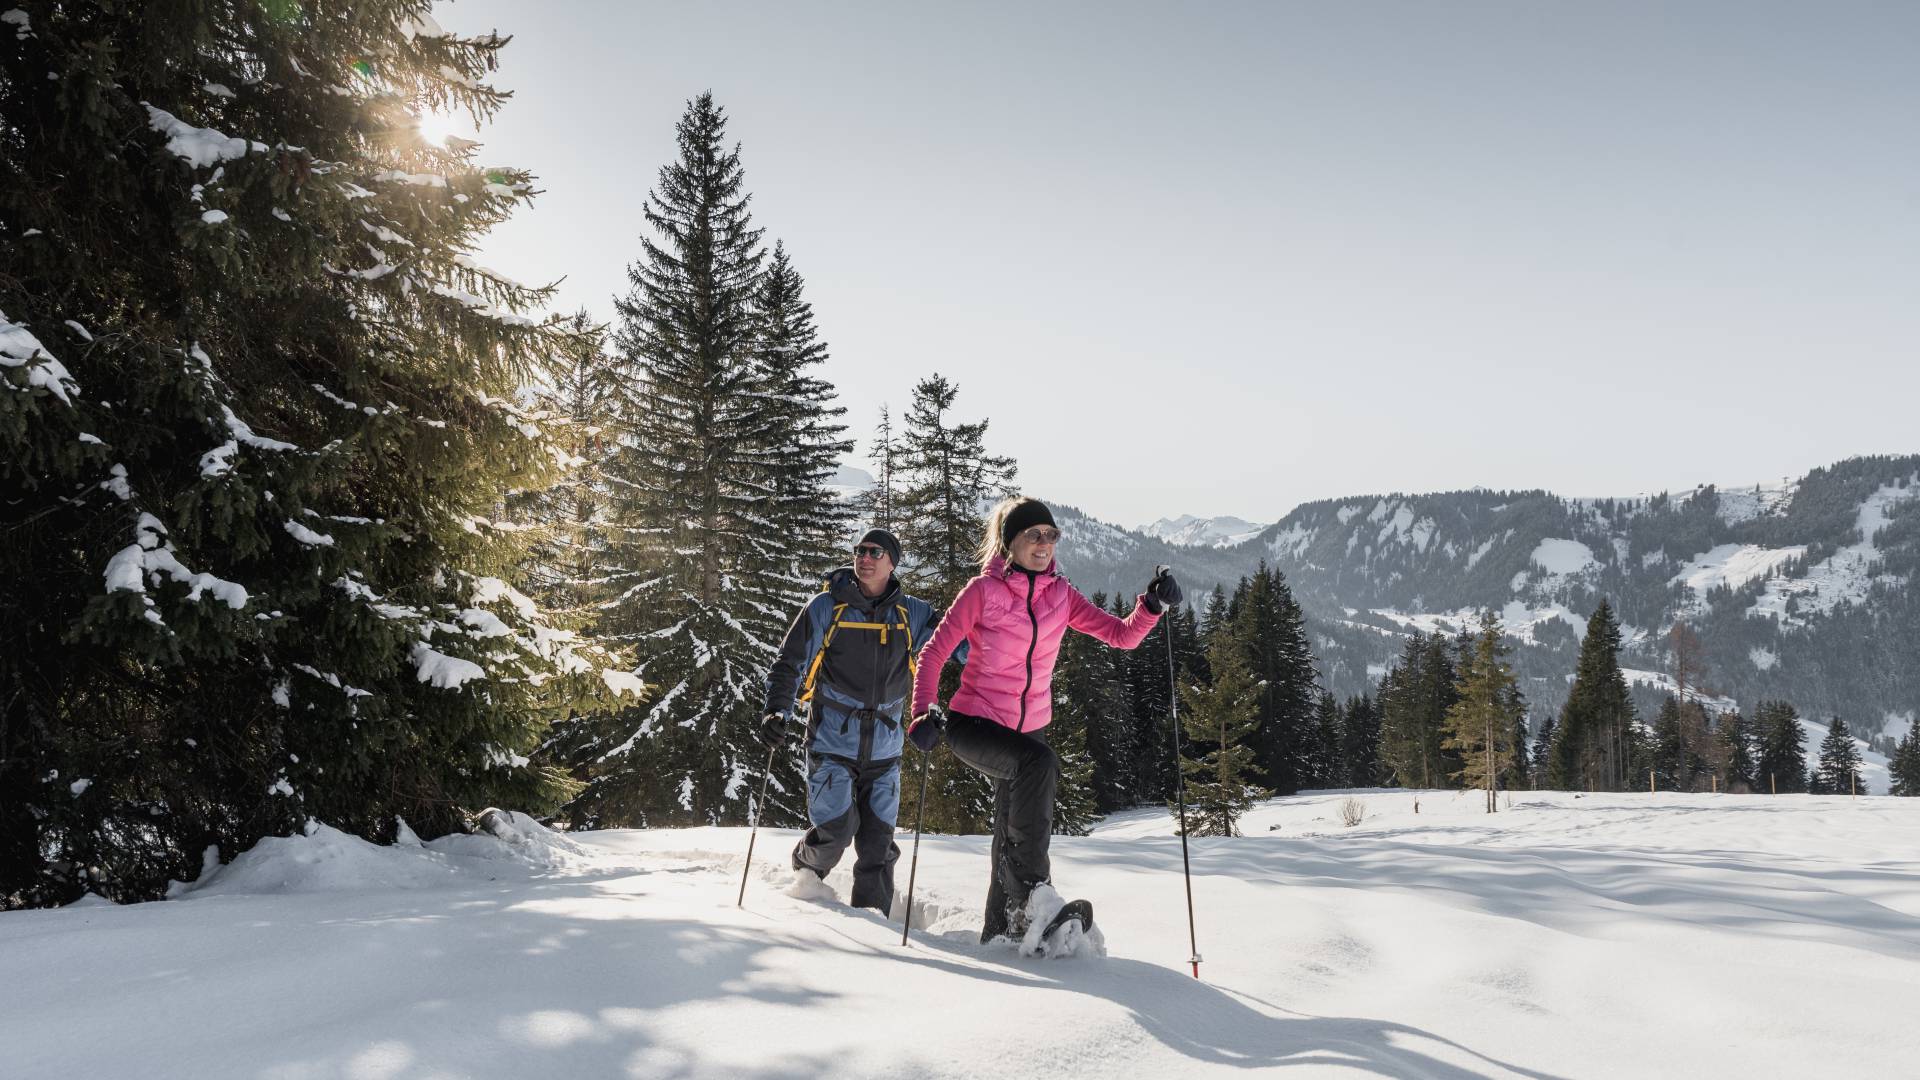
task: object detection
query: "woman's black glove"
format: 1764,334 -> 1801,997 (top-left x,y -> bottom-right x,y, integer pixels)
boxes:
907,706 -> 945,753
1143,565 -> 1183,614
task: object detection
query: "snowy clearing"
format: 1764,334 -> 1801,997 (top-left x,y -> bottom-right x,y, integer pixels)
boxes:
6,791 -> 1920,1079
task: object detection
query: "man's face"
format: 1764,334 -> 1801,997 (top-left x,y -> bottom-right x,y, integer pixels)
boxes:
853,542 -> 893,593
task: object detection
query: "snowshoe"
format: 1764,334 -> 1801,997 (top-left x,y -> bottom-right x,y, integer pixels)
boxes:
1021,898 -> 1093,958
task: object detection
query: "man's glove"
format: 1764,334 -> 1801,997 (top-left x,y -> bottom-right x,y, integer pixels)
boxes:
1143,565 -> 1183,614
907,707 -> 944,753
757,711 -> 789,748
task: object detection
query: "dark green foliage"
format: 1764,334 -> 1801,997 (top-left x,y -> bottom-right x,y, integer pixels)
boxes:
1175,627 -> 1269,836
1753,700 -> 1810,794
1226,563 -> 1318,794
1056,592 -> 1138,813
1302,690 -> 1344,789
1714,710 -> 1758,793
1809,716 -> 1864,795
893,374 -> 1017,598
891,376 -> 1017,835
2,2 -> 607,907
1378,633 -> 1460,789
1340,694 -> 1383,787
1547,600 -> 1639,791
1530,714 -> 1557,789
1441,611 -> 1525,810
1890,720 -> 1920,797
558,94 -> 848,829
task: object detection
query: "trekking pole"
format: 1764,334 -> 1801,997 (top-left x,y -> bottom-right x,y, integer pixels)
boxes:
737,743 -> 780,908
1160,566 -> 1202,979
900,745 -> 933,945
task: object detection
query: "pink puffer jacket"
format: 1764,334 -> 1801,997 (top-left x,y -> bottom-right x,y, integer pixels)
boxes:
911,555 -> 1161,733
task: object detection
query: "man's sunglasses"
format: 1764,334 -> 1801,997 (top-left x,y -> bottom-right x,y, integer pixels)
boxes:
1017,526 -> 1063,545
853,544 -> 891,561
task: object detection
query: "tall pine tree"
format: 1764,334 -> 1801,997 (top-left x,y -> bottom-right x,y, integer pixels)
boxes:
1809,716 -> 1864,795
1176,627 -> 1269,836
565,93 -> 818,828
1441,612 -> 1524,812
2,3 -> 611,906
892,375 -> 1017,834
1548,599 -> 1637,792
1753,700 -> 1810,794
1890,719 -> 1920,797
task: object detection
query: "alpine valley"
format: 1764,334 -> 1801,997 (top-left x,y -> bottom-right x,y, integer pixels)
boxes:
1039,454 -> 1920,756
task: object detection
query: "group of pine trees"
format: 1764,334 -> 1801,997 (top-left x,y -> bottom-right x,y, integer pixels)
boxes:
7,5 -> 1908,912
3,3 -> 628,907
0,1 -> 1016,906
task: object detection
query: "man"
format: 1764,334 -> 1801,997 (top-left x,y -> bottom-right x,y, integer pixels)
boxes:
761,528 -> 941,914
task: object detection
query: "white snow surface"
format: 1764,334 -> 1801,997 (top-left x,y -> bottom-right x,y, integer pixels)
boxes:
1747,479 -> 1918,624
1670,543 -> 1804,598
1528,538 -> 1596,576
6,792 -> 1920,1078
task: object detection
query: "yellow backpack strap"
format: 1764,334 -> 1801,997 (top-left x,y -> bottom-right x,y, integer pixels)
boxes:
798,603 -> 849,705
897,603 -> 918,683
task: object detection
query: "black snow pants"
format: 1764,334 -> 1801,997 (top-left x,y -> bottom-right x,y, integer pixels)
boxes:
944,710 -> 1058,942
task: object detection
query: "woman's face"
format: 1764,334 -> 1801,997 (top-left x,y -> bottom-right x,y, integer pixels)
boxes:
1009,525 -> 1060,572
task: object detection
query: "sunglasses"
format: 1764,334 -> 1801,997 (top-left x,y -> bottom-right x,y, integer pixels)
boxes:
1017,526 -> 1063,545
852,544 -> 891,561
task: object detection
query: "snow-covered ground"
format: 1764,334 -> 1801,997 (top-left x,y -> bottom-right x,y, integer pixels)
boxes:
7,791 -> 1920,1079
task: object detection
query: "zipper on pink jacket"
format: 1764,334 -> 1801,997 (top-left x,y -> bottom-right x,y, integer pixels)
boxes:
1016,572 -> 1038,732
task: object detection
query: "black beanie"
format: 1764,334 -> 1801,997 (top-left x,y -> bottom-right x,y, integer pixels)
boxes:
857,527 -> 902,566
1000,498 -> 1056,548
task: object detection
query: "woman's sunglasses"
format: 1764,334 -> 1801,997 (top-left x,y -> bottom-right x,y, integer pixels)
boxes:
853,544 -> 891,561
1017,526 -> 1063,545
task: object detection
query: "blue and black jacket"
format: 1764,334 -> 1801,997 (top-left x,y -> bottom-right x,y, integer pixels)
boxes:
765,568 -> 942,765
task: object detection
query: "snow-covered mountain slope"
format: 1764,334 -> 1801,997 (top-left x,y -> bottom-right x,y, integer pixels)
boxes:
1137,514 -> 1271,548
8,793 -> 1920,1079
1060,456 -> 1920,736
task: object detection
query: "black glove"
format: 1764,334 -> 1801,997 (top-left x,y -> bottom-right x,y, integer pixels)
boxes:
907,707 -> 944,753
757,711 -> 789,748
1144,565 -> 1183,614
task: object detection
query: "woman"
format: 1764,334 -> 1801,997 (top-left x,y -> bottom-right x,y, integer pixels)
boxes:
907,496 -> 1181,943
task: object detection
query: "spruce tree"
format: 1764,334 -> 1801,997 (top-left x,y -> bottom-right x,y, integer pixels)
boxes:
2,3 -> 608,906
1531,714 -> 1558,790
1754,700 -> 1810,794
1441,611 -> 1524,811
1231,563 -> 1318,794
510,310 -> 616,621
1047,689 -> 1101,836
1650,696 -> 1685,791
891,374 -> 1016,834
851,405 -> 898,531
1176,627 -> 1269,836
1306,690 -> 1345,788
1061,592 -> 1139,812
1340,694 -> 1384,787
1810,716 -> 1865,795
1507,712 -> 1533,792
1378,633 -> 1460,790
1890,720 -> 1920,797
568,92 -> 794,828
752,240 -> 854,585
892,374 -> 1017,596
1549,599 -> 1636,791
1714,710 -> 1758,794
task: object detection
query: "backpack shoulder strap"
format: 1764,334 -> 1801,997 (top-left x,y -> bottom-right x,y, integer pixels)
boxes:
798,603 -> 850,706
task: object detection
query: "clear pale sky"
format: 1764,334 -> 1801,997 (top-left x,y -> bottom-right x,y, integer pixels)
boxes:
440,0 -> 1920,528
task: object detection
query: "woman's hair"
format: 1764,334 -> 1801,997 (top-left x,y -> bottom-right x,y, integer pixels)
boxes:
976,495 -> 1025,571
